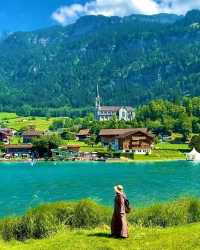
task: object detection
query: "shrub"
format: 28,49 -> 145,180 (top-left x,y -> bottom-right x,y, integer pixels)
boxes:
129,204 -> 167,227
21,210 -> 60,239
1,217 -> 21,241
34,202 -> 76,225
72,199 -> 106,228
129,197 -> 200,227
187,198 -> 200,223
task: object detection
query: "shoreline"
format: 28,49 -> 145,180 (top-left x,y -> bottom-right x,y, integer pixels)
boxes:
0,158 -> 186,164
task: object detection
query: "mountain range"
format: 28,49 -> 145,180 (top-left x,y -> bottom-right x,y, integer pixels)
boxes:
0,9 -> 200,114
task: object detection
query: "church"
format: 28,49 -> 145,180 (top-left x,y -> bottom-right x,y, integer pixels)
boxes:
95,85 -> 135,121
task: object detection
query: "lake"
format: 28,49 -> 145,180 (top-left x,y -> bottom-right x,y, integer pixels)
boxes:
0,160 -> 200,217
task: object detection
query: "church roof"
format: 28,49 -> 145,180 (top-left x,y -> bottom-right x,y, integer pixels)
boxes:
100,106 -> 133,112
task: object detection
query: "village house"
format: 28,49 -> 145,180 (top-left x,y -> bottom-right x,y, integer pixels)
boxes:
95,85 -> 135,121
0,128 -> 16,144
76,129 -> 91,141
22,129 -> 43,143
99,128 -> 154,154
4,144 -> 33,157
0,131 -> 10,144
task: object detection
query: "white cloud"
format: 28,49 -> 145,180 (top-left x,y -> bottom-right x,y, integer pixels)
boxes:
52,0 -> 200,26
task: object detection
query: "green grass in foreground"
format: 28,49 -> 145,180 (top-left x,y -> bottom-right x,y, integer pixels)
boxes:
1,223 -> 200,250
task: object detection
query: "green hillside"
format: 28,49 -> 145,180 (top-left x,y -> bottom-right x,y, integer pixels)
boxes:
0,10 -> 200,115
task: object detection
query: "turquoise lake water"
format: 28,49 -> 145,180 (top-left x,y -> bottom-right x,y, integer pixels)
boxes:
0,161 -> 200,217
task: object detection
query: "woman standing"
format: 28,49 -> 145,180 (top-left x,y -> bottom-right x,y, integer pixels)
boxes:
111,185 -> 128,238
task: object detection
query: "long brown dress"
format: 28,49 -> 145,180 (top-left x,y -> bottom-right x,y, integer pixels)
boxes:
111,192 -> 128,238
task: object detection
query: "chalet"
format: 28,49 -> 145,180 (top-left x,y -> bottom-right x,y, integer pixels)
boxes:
22,129 -> 43,143
0,128 -> 14,143
0,128 -> 14,136
4,144 -> 33,156
99,128 -> 154,154
0,131 -> 10,144
76,129 -> 91,141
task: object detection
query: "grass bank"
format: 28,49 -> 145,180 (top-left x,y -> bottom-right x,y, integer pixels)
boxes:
1,223 -> 200,250
1,197 -> 200,241
134,149 -> 186,161
0,198 -> 200,249
134,142 -> 189,161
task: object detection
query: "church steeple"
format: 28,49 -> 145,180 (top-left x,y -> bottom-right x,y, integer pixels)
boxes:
95,84 -> 101,120
95,83 -> 101,109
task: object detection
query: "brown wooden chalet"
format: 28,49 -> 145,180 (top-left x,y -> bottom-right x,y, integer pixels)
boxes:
99,128 -> 154,154
22,129 -> 43,143
76,129 -> 91,141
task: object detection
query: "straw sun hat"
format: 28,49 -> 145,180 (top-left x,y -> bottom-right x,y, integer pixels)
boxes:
114,185 -> 124,193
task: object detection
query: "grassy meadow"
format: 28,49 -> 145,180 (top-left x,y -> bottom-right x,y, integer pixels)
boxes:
7,117 -> 57,131
134,141 -> 190,161
0,112 -> 60,131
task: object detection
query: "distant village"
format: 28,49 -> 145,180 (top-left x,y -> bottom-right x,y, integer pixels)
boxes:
0,86 -> 156,162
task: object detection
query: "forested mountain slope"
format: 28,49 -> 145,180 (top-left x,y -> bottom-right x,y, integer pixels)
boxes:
0,10 -> 200,113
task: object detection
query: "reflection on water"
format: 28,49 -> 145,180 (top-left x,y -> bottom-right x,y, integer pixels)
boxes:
0,161 -> 199,217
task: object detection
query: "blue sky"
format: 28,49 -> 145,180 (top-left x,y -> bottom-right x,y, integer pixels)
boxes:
0,0 -> 86,32
0,0 -> 199,32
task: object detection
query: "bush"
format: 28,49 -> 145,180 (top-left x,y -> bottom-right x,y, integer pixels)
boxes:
129,197 -> 200,227
72,199 -> 106,228
35,201 -> 76,226
1,217 -> 20,241
187,198 -> 200,223
21,210 -> 60,239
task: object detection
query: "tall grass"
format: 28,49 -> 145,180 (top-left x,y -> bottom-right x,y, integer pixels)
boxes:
1,197 -> 200,241
129,197 -> 200,227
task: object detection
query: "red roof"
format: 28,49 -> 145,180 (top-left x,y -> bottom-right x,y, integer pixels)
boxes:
99,128 -> 148,136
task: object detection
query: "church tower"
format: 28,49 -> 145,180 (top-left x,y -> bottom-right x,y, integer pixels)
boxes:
95,84 -> 101,120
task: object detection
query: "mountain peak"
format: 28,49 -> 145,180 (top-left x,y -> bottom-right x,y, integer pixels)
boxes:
183,9 -> 200,25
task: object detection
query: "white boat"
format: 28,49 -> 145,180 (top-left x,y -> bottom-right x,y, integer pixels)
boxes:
186,148 -> 200,161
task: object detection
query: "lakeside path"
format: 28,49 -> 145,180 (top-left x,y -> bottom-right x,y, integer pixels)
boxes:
1,223 -> 200,250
